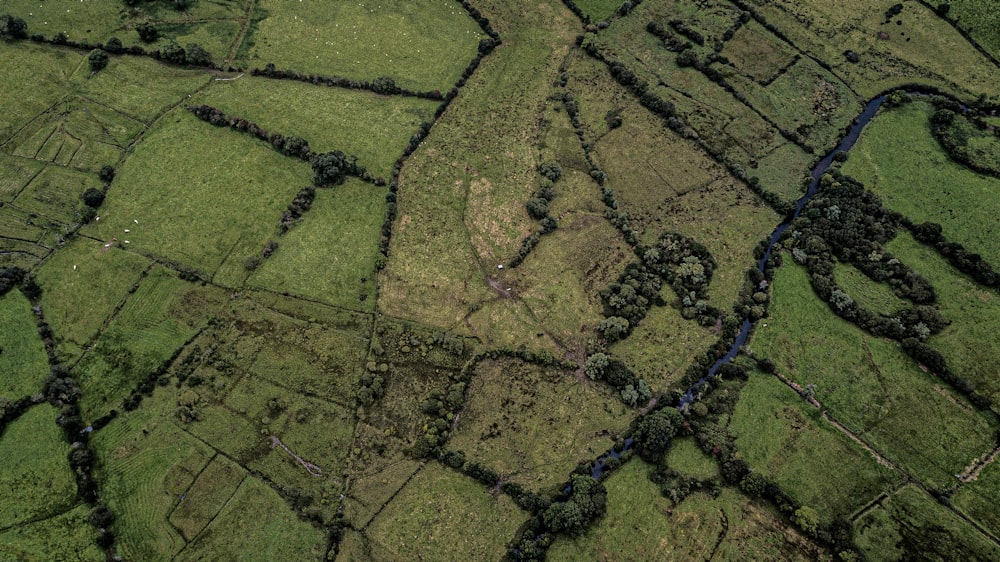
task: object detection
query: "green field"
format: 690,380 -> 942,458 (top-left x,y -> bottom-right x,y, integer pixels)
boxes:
548,460 -> 826,561
887,232 -> 1000,411
833,260 -> 909,316
0,41 -> 80,143
947,0 -> 1000,59
448,357 -> 633,488
194,77 -> 439,178
84,109 -> 310,277
0,405 -> 78,529
0,290 -> 49,398
750,262 -> 995,490
731,371 -> 902,524
664,437 -> 719,480
0,503 -> 103,562
954,457 -> 1000,538
365,464 -> 525,560
244,0 -> 484,91
855,484 -> 1000,562
843,101 -> 1000,265
248,180 -> 385,312
574,0 -> 622,22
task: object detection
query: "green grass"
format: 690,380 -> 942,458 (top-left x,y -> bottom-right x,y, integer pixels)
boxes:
833,260 -> 909,315
447,357 -> 633,489
721,20 -> 799,83
887,232 -> 1000,412
731,371 -> 902,524
128,0 -> 250,21
174,476 -> 327,561
147,20 -> 243,64
243,0 -> 484,91
843,101 -> 1000,265
1,1 -> 125,44
247,180 -> 385,312
574,0 -> 622,22
752,141 -> 814,203
365,464 -> 525,561
35,238 -> 151,349
664,437 -> 720,480
0,290 -> 49,399
855,484 -> 1000,562
0,153 -> 45,202
0,503 -> 103,562
69,54 -> 210,122
750,261 -> 995,489
13,165 -> 94,224
84,108 -> 310,276
947,0 -> 1000,60
195,76 -> 439,178
168,455 -> 246,541
0,405 -> 78,529
75,266 -> 223,419
92,406 -> 215,562
953,456 -> 1000,538
548,461 -> 825,561
0,41 -> 79,141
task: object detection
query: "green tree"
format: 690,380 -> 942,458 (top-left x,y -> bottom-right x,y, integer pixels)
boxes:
136,22 -> 158,43
88,49 -> 110,72
584,353 -> 609,380
794,505 -> 820,536
185,43 -> 212,66
633,407 -> 682,462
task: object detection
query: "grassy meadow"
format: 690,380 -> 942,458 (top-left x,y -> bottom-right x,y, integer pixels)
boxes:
947,0 -> 1000,59
0,290 -> 49,398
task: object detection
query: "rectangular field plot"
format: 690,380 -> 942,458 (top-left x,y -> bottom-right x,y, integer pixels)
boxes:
721,21 -> 798,83
947,0 -> 1000,59
731,371 -> 902,525
750,262 -> 996,490
74,266 -> 225,419
145,20 -> 244,65
244,0 -> 485,91
365,464 -> 525,561
0,405 -> 78,529
83,109 -> 311,275
168,455 -> 246,541
954,456 -> 1000,539
0,504 -> 103,562
447,357 -> 632,489
0,42 -> 80,143
0,154 -> 45,202
548,462 -> 826,561
247,180 -> 385,312
34,238 -> 151,349
0,290 -> 50,399
195,76 -> 439,178
13,165 -> 94,224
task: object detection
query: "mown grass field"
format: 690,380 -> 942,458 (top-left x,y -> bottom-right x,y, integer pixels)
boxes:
750,262 -> 995,490
448,357 -> 632,488
194,77 -> 439,178
548,460 -> 826,561
248,180 -> 385,312
855,484 -> 1000,562
731,370 -> 902,525
34,239 -> 151,350
887,232 -> 1000,412
0,405 -> 77,528
0,290 -> 49,399
843,101 -> 1000,265
244,0 -> 484,92
74,266 -> 224,419
0,503 -> 103,562
84,109 -> 310,277
365,464 -> 525,561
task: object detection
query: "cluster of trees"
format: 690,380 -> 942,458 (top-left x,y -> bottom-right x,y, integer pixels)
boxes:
558,0 -> 642,26
541,474 -> 607,536
510,162 -> 562,267
353,364 -> 386,408
906,219 -> 998,288
631,406 -> 684,462
668,19 -> 705,46
251,65 -> 445,100
0,14 -> 28,39
584,353 -> 652,406
278,186 -> 316,235
648,464 -> 720,503
646,20 -> 690,52
929,105 -> 1000,178
14,25 -> 219,69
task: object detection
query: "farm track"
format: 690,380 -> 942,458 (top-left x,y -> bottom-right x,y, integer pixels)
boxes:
226,0 -> 256,65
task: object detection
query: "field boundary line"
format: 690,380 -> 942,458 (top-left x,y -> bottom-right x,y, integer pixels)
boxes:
358,462 -> 426,531
0,501 -> 85,534
0,98 -> 68,149
225,0 -> 256,64
169,472 -> 250,560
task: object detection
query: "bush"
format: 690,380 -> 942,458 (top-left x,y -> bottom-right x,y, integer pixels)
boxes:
136,22 -> 158,43
88,50 -> 110,72
82,188 -> 105,208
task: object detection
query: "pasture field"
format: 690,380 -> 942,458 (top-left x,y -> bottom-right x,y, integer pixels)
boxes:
194,77 -> 439,178
128,0 -> 250,21
843,101 -> 1000,265
145,20 -> 243,65
751,141 -> 815,203
833,260 -> 909,315
664,437 -> 719,480
167,455 -> 246,541
548,461 -> 826,561
174,476 -> 327,562
945,0 -> 1000,59
74,266 -> 225,419
0,1 -> 123,44
887,232 -> 1000,412
13,165 -> 94,224
855,484 -> 1000,562
0,503 -> 102,561
574,0 -> 622,22
364,463 -> 525,561
448,357 -> 633,488
750,262 -> 995,490
0,290 -> 49,398
721,21 -> 799,84
91,406 -> 215,562
744,0 -> 998,100
0,153 -> 45,202
248,180 -> 385,312
83,108 -> 310,277
69,54 -> 211,122
731,370 -> 902,525
243,0 -> 484,92
34,239 -> 151,350
0,405 -> 77,529
953,458 -> 1000,538
0,41 -> 79,143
